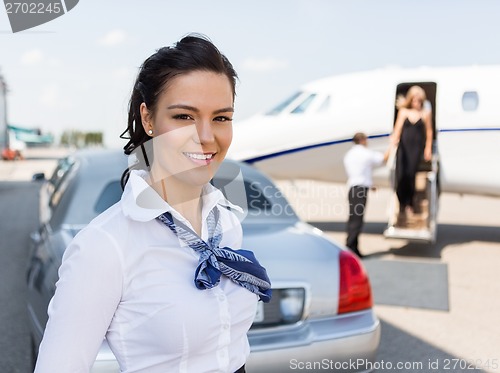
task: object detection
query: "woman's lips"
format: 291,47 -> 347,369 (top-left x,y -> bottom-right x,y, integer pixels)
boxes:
183,152 -> 216,165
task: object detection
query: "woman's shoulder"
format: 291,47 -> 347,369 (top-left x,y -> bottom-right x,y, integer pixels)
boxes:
89,201 -> 127,231
63,213 -> 126,275
397,107 -> 409,118
74,201 -> 130,251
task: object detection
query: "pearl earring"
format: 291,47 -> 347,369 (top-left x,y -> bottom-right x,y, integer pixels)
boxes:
148,129 -> 153,135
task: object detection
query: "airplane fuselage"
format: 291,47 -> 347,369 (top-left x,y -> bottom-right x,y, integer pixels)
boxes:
229,65 -> 500,198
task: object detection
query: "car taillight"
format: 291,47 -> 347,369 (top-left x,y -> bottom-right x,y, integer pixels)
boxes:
338,250 -> 373,314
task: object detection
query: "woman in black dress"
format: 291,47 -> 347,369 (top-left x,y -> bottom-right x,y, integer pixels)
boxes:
392,86 -> 433,216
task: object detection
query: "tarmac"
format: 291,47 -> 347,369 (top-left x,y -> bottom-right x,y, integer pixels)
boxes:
276,179 -> 500,372
0,147 -> 71,181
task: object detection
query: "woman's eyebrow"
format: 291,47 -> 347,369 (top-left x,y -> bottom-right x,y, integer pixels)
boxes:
167,104 -> 198,112
167,104 -> 234,114
213,107 -> 234,114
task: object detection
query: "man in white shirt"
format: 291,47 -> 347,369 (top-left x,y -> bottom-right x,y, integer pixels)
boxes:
343,133 -> 389,257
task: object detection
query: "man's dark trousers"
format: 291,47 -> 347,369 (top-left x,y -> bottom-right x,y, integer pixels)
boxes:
346,185 -> 369,256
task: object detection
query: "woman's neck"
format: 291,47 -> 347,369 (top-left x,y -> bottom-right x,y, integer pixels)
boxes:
150,173 -> 204,236
169,191 -> 203,236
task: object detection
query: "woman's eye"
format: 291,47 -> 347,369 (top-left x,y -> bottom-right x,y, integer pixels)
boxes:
173,114 -> 193,120
214,116 -> 233,123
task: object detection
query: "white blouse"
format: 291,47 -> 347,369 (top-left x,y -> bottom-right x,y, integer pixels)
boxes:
35,170 -> 258,373
343,144 -> 385,188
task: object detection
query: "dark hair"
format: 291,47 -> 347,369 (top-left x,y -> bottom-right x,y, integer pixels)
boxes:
352,132 -> 367,144
120,34 -> 238,188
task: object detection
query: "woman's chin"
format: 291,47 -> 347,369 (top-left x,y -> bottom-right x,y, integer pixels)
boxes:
177,164 -> 220,187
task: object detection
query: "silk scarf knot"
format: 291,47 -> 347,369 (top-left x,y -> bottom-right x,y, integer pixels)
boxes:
157,207 -> 272,302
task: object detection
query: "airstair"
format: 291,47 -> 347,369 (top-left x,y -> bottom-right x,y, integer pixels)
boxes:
384,150 -> 439,243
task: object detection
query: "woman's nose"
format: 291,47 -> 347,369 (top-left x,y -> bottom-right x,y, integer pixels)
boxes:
194,120 -> 215,145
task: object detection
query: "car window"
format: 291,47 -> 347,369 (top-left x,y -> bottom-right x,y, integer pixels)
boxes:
212,176 -> 297,222
243,180 -> 273,212
48,157 -> 75,192
244,179 -> 297,221
94,181 -> 123,213
48,157 -> 77,209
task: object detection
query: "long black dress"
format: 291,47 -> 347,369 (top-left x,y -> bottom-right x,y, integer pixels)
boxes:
395,117 -> 426,212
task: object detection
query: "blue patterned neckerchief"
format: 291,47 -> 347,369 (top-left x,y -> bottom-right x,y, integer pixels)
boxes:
157,207 -> 272,302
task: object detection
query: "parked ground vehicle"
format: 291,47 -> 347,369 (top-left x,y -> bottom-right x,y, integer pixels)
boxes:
1,147 -> 24,160
27,149 -> 380,372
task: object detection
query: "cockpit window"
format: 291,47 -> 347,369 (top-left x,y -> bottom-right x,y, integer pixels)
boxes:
462,91 -> 479,111
266,91 -> 302,116
317,95 -> 330,112
291,94 -> 317,114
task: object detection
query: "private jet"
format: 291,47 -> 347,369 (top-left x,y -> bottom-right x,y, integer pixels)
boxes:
228,65 -> 500,243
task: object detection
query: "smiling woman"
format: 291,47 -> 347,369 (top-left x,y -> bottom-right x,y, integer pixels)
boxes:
34,34 -> 271,373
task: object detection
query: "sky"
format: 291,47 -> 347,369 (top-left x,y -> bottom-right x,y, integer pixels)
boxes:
1,0 -> 500,148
